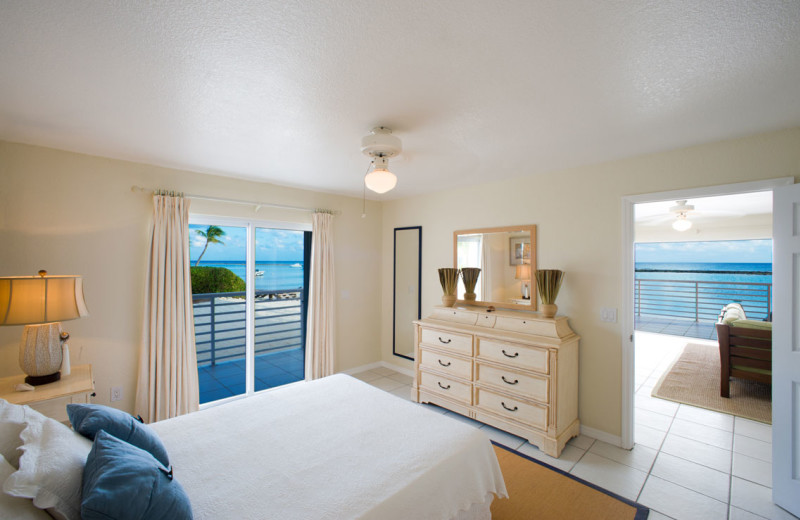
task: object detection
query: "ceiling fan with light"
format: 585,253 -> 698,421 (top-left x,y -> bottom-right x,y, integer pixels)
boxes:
361,127 -> 402,194
670,200 -> 695,231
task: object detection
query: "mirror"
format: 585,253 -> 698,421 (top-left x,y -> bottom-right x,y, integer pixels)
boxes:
454,225 -> 537,310
394,226 -> 422,360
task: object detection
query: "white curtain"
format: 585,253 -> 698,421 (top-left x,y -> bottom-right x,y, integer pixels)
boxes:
135,193 -> 199,422
305,212 -> 336,380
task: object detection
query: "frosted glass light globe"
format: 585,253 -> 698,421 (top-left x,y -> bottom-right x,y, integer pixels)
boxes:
364,169 -> 397,194
672,217 -> 692,231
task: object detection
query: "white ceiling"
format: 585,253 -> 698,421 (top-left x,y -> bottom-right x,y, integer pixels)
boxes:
635,191 -> 773,242
1,1 -> 799,199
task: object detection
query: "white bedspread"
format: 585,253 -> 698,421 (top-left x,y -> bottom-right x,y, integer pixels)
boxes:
150,374 -> 506,520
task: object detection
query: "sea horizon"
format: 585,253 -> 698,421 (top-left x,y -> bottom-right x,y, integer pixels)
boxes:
192,260 -> 304,292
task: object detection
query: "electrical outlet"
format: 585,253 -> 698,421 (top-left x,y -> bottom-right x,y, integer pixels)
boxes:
110,386 -> 123,402
600,307 -> 618,323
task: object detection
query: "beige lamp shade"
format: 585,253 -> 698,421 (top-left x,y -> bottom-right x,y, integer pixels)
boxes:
515,264 -> 531,281
0,275 -> 89,326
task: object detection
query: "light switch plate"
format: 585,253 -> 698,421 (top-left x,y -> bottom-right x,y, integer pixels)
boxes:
601,307 -> 618,323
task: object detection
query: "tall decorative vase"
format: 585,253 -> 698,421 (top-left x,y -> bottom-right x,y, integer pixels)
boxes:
541,303 -> 558,318
461,268 -> 481,302
535,270 -> 565,320
438,268 -> 460,308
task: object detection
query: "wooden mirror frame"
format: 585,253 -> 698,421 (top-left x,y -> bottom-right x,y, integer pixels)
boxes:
453,225 -> 537,311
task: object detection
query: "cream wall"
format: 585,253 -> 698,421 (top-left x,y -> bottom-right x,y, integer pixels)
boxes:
380,127 -> 800,438
0,141 -> 382,412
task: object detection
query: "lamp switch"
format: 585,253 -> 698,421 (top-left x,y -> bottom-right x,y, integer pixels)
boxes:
601,308 -> 618,323
111,386 -> 123,402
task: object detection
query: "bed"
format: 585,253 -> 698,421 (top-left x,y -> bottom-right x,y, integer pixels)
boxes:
1,374 -> 506,519
148,374 -> 507,519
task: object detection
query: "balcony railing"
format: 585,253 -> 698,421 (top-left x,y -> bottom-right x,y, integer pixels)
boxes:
635,273 -> 771,323
192,289 -> 305,367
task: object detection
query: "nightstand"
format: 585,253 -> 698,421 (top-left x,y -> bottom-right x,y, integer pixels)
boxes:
0,364 -> 95,423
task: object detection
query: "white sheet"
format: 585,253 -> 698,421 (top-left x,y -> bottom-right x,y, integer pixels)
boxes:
150,374 -> 506,520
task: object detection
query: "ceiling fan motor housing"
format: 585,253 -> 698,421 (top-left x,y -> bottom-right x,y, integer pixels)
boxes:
361,127 -> 402,159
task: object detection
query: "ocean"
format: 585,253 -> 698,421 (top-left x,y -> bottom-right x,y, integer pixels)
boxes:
194,261 -> 304,292
635,262 -> 772,321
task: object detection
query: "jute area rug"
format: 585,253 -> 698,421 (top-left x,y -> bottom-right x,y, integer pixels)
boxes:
651,343 -> 771,424
490,443 -> 649,520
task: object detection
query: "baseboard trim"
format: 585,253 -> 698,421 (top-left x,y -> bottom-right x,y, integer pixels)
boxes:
340,361 -> 414,378
580,425 -> 622,447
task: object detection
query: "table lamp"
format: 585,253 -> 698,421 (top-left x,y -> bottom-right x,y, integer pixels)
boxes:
515,264 -> 531,300
0,270 -> 89,385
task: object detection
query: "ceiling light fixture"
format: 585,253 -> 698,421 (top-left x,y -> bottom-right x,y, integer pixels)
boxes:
670,200 -> 695,231
361,127 -> 402,194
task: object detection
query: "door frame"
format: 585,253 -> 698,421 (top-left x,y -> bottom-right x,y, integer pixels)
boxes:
620,177 -> 793,449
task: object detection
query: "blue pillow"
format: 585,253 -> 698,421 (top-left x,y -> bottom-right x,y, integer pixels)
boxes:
67,403 -> 170,467
82,430 -> 192,520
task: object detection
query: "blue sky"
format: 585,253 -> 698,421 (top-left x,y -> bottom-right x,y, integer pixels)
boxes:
636,239 -> 772,263
190,225 -> 304,262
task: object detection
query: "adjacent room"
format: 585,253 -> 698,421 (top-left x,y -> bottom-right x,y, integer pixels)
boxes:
1,2 -> 800,519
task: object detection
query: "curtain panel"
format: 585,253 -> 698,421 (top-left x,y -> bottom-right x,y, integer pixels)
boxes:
135,194 -> 199,422
305,212 -> 336,380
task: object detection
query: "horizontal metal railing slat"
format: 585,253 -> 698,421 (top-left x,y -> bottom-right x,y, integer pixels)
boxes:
635,273 -> 771,324
192,289 -> 305,367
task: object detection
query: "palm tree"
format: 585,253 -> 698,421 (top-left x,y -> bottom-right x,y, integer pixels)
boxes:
194,225 -> 226,266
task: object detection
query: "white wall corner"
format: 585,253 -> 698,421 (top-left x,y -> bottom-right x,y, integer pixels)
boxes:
580,425 -> 623,448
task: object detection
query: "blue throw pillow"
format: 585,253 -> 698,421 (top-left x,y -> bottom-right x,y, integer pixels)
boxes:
67,403 -> 170,467
82,430 -> 192,520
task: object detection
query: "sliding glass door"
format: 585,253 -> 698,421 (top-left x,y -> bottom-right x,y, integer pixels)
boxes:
253,227 -> 309,391
189,217 -> 310,405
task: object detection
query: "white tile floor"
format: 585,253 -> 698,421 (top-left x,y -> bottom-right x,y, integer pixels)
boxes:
352,335 -> 798,520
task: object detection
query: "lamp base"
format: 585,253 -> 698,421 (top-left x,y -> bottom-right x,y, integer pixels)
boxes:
25,372 -> 61,386
19,322 -> 64,384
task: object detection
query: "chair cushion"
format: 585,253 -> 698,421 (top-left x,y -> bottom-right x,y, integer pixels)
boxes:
67,404 -> 169,467
81,431 -> 192,520
720,303 -> 747,324
730,319 -> 772,332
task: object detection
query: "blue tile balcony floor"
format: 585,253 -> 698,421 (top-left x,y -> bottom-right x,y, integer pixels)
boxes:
634,314 -> 717,340
198,347 -> 305,404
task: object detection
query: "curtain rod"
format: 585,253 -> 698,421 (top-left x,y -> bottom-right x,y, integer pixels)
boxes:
130,186 -> 339,215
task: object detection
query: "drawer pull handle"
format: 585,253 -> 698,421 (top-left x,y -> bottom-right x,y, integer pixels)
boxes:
502,349 -> 519,358
438,382 -> 451,390
501,402 -> 518,412
438,337 -> 452,344
501,376 -> 519,385
438,359 -> 451,367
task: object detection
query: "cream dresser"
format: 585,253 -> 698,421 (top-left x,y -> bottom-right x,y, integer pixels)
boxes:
412,306 -> 579,457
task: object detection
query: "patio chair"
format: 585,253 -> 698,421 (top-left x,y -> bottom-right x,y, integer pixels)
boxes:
716,303 -> 772,398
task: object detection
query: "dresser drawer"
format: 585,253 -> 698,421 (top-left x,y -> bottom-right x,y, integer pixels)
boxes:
420,327 -> 473,355
475,313 -> 497,328
476,363 -> 549,403
430,307 -> 479,325
476,388 -> 547,430
420,348 -> 472,380
420,371 -> 472,404
494,316 -> 555,336
477,338 -> 549,374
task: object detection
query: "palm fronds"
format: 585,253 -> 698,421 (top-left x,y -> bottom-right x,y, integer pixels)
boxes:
438,268 -> 460,295
535,269 -> 564,304
461,268 -> 481,293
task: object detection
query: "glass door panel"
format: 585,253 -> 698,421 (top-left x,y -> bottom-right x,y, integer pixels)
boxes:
189,224 -> 248,403
253,228 -> 307,391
